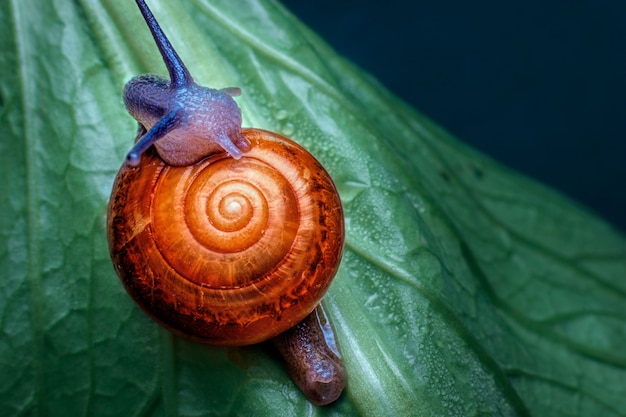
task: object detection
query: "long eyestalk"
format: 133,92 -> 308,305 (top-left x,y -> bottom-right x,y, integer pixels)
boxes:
134,0 -> 193,88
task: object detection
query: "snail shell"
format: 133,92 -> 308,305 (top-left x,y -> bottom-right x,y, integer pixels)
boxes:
107,128 -> 344,347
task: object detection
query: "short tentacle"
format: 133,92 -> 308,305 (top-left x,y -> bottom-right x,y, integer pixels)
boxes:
214,132 -> 250,160
220,87 -> 242,97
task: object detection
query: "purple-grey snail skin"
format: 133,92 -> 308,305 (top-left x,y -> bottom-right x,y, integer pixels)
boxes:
273,304 -> 347,406
106,0 -> 346,406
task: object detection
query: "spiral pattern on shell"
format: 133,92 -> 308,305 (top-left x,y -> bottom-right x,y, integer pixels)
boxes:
107,128 -> 344,346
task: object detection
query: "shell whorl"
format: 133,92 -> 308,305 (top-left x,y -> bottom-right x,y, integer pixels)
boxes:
107,128 -> 344,346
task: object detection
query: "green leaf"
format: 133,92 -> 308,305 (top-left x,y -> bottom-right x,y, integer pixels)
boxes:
1,0 -> 625,416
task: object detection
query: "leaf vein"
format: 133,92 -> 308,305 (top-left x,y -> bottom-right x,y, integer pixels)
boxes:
10,1 -> 44,415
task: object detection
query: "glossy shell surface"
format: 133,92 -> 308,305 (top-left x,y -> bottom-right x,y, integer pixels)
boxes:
107,128 -> 344,346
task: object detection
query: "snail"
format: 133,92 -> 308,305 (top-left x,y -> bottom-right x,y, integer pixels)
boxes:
106,0 -> 346,406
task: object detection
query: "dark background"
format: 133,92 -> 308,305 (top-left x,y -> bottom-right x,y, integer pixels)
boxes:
281,0 -> 626,233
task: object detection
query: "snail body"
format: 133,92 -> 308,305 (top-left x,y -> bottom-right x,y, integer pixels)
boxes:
123,75 -> 249,166
106,0 -> 346,406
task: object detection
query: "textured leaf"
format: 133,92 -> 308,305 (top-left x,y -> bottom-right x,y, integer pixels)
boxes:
1,0 -> 625,416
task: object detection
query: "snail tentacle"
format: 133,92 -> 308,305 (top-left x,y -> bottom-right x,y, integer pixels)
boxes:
126,107 -> 184,166
135,0 -> 192,88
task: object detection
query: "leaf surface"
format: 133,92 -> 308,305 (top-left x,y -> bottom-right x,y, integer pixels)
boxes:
1,0 -> 625,416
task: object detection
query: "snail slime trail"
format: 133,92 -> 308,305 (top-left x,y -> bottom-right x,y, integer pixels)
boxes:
106,0 -> 346,406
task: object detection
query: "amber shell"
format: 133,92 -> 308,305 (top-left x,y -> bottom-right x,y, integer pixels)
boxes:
107,128 -> 344,346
